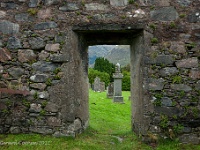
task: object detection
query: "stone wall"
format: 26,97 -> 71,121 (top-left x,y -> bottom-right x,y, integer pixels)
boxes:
0,0 -> 199,143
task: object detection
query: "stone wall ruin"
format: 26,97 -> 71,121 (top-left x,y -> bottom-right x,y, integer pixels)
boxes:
0,0 -> 199,144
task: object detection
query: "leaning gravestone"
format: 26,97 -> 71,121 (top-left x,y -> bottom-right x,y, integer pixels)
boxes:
93,77 -> 105,92
107,82 -> 114,98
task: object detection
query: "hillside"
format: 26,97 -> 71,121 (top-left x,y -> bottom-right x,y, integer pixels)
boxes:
88,45 -> 130,67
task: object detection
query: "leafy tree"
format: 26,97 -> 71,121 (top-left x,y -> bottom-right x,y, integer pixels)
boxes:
94,57 -> 115,81
121,64 -> 130,72
122,71 -> 131,91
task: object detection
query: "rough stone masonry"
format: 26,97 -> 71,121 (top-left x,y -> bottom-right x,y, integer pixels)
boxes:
0,0 -> 199,144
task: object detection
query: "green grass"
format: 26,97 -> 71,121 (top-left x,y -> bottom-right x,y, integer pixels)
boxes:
89,90 -> 131,135
0,90 -> 200,150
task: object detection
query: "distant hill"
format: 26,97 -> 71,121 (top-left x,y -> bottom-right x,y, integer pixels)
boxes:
88,45 -> 130,67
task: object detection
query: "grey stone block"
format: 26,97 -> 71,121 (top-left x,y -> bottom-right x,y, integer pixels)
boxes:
150,7 -> 179,21
34,22 -> 57,30
0,20 -> 19,34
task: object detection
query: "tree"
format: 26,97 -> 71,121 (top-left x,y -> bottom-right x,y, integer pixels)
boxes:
121,64 -> 130,72
93,57 -> 115,82
122,71 -> 131,91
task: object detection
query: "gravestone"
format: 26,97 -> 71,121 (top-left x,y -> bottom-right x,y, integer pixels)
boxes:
113,63 -> 124,103
93,77 -> 105,92
107,82 -> 114,98
100,82 -> 105,92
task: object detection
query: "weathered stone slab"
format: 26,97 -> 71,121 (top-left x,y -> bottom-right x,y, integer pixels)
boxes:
110,0 -> 128,6
177,0 -> 192,6
0,20 -> 19,34
139,0 -> 170,6
38,91 -> 49,99
30,74 -> 49,83
10,127 -> 21,134
39,50 -> 50,61
159,67 -> 179,77
59,3 -> 79,11
155,106 -> 179,117
161,97 -> 172,107
93,13 -> 116,20
29,103 -> 42,113
29,37 -> 45,50
32,61 -> 58,73
171,84 -> 192,92
8,67 -> 24,79
170,41 -> 186,54
148,78 -> 165,90
47,117 -> 61,126
28,0 -> 38,8
179,33 -> 191,40
150,7 -> 179,21
192,24 -> 200,30
15,13 -> 31,22
29,127 -> 53,134
145,55 -> 174,65
50,54 -> 69,62
18,49 -> 37,63
85,3 -> 108,11
189,69 -> 200,79
45,44 -> 60,52
30,117 -> 46,126
45,0 -> 59,6
30,83 -> 47,91
0,48 -> 12,62
7,37 -> 22,49
179,134 -> 200,144
34,22 -> 57,30
175,57 -> 199,68
37,9 -> 51,19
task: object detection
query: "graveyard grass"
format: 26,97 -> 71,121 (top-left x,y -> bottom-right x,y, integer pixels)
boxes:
0,90 -> 200,150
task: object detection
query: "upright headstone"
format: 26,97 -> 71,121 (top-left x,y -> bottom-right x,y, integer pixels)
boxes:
93,77 -> 105,92
107,82 -> 114,98
113,63 -> 124,103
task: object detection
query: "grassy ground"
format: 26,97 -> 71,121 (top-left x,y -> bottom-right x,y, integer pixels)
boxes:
0,90 -> 200,150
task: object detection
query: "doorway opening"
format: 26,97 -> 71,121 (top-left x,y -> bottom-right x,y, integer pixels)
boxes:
73,24 -> 149,136
88,44 -> 131,134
